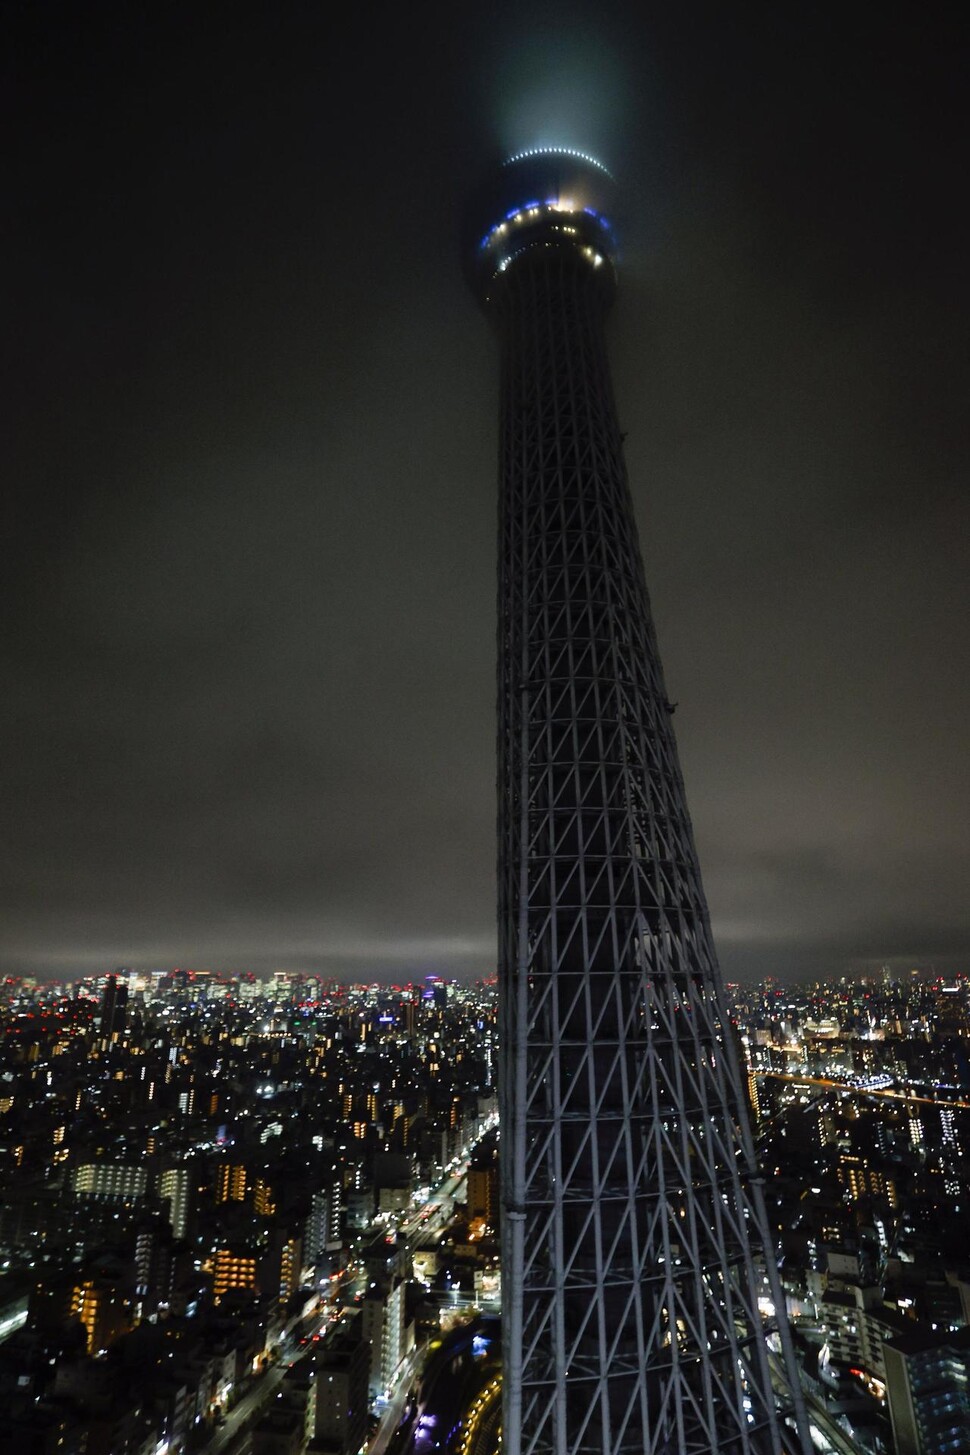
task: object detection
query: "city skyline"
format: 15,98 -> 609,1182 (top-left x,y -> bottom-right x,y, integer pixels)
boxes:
1,963 -> 969,1455
3,3 -> 967,983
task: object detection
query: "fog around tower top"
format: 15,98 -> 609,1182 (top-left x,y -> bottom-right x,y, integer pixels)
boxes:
479,18 -> 665,270
489,24 -> 638,180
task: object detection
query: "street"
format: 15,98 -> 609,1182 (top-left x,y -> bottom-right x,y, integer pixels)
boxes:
196,1151 -> 481,1454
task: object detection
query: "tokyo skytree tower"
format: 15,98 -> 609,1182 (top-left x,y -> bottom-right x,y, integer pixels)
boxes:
466,149 -> 812,1455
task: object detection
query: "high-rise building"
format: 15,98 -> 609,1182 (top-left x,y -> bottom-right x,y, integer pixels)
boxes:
305,1183 -> 342,1273
158,1165 -> 191,1240
468,1154 -> 498,1239
360,1276 -> 408,1399
99,973 -> 128,1039
212,1245 -> 259,1301
133,1214 -> 175,1306
215,1160 -> 248,1204
70,1275 -> 129,1354
313,1317 -> 370,1455
276,1230 -> 303,1302
884,1327 -> 970,1455
468,149 -> 812,1455
73,1160 -> 147,1202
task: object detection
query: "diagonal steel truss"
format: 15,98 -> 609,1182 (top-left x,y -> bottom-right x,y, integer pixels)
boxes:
493,244 -> 813,1455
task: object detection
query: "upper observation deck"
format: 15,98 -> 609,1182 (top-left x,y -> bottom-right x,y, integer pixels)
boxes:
466,147 -> 619,309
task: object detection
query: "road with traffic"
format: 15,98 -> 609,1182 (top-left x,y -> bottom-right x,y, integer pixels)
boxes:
197,1144 -> 487,1455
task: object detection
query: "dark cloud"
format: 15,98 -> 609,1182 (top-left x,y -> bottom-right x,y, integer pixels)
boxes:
1,2 -> 966,980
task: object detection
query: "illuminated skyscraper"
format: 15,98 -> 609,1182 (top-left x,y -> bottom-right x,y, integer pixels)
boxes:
467,150 -> 812,1455
99,972 -> 128,1039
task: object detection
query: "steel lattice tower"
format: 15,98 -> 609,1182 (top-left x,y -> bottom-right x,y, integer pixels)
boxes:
466,150 -> 813,1455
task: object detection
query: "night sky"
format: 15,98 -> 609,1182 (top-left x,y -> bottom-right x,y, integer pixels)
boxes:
3,3 -> 966,983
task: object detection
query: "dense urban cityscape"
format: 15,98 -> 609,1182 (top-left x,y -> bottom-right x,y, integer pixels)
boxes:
0,967 -> 967,1455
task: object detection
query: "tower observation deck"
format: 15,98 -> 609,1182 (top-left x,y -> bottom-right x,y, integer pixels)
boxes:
467,150 -> 812,1455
